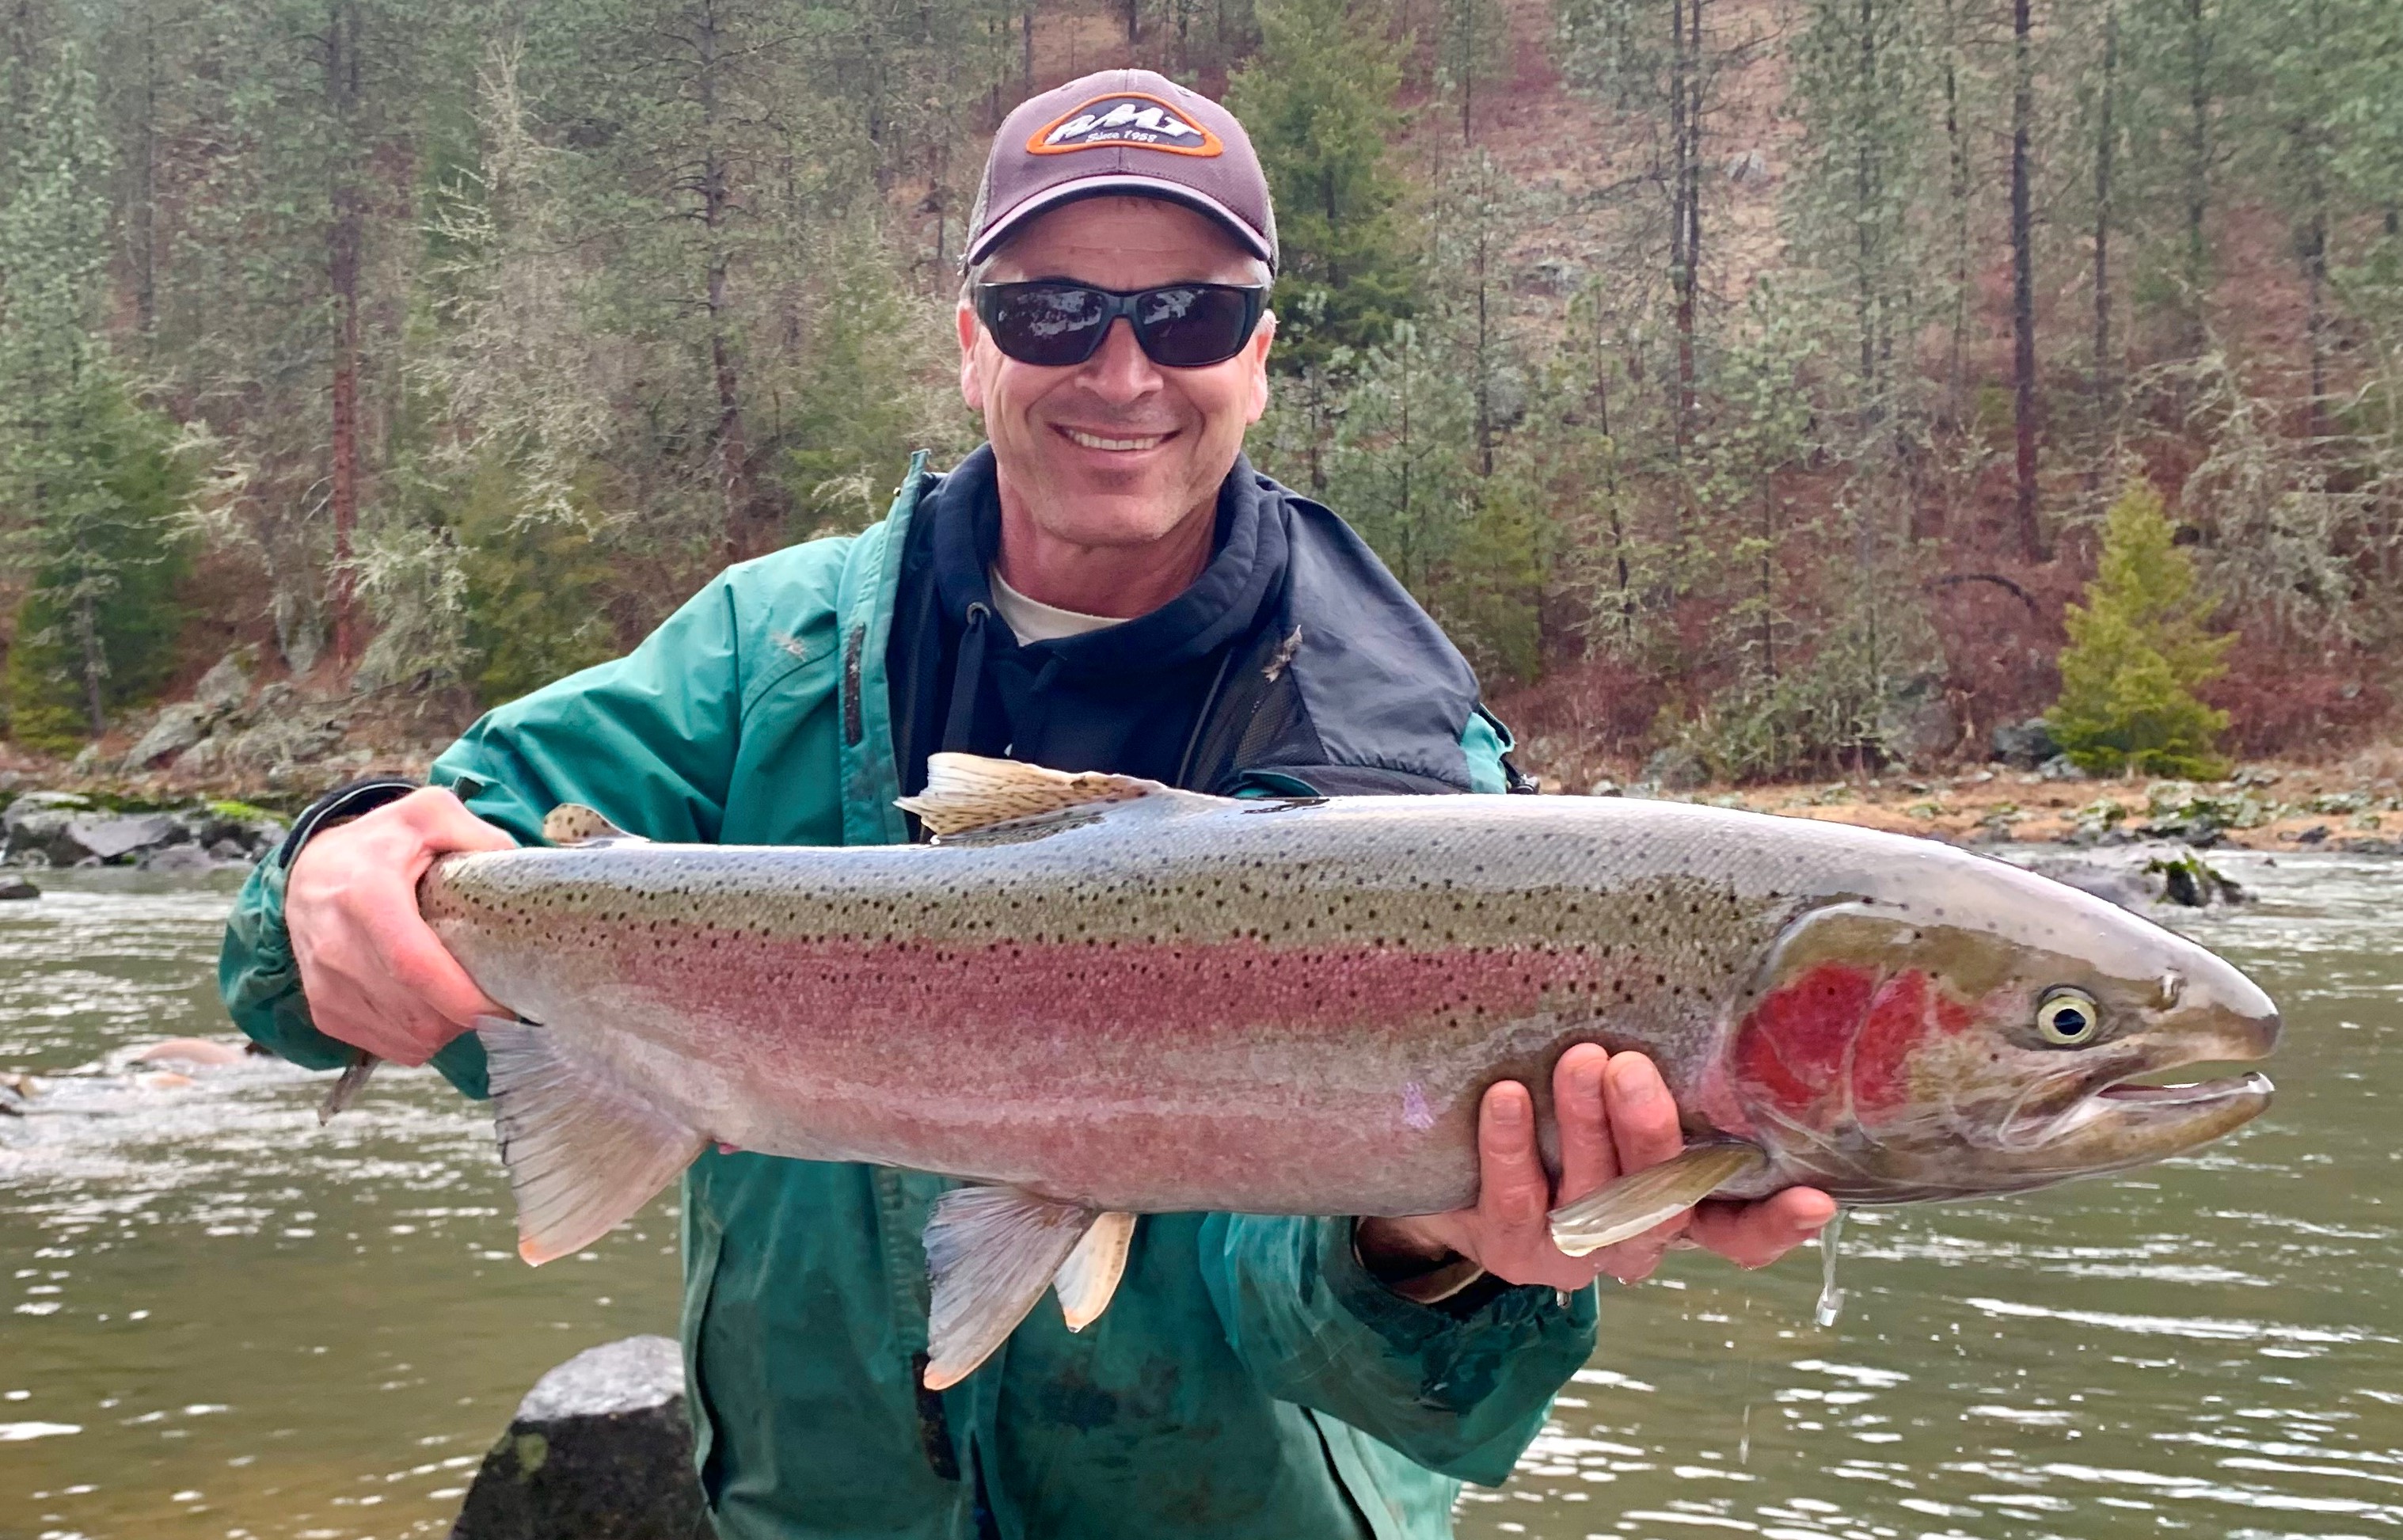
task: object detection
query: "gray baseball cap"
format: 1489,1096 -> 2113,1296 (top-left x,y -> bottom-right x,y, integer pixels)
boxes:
964,70 -> 1279,274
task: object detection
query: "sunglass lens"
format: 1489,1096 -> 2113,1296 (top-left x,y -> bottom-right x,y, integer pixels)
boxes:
989,285 -> 1108,366
1135,286 -> 1255,367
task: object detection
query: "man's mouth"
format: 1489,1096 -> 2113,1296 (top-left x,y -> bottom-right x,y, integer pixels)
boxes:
1058,426 -> 1173,453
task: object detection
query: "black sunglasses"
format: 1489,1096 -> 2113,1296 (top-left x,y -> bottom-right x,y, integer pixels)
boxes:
974,281 -> 1268,369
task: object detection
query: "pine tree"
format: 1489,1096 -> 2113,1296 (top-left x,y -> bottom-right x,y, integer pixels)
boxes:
0,48 -> 192,747
2048,481 -> 2232,777
1224,0 -> 1416,373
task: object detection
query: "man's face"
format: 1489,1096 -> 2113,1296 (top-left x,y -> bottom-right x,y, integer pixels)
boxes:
958,197 -> 1274,552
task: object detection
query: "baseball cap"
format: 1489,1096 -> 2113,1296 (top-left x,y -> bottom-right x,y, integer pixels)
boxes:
964,70 -> 1279,275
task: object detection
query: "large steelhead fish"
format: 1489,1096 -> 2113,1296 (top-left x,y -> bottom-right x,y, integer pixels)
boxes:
413,754 -> 2278,1387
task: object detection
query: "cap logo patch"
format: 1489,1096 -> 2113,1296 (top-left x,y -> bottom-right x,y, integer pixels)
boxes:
1029,93 -> 1225,157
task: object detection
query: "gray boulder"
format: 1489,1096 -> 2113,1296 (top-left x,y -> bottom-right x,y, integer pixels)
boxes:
2036,754 -> 2090,782
64,811 -> 188,863
0,876 -> 38,900
451,1335 -> 709,1540
2022,844 -> 2245,911
5,801 -> 86,865
122,702 -> 219,770
1990,717 -> 2059,769
139,844 -> 216,873
193,649 -> 254,711
1641,747 -> 1711,793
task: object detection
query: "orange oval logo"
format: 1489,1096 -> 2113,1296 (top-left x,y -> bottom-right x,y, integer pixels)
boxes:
1028,93 -> 1225,157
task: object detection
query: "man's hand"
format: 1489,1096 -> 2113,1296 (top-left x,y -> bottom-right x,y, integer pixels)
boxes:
1357,1047 -> 1835,1293
286,787 -> 517,1065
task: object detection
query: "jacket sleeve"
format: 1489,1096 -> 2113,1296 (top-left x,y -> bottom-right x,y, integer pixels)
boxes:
1196,1214 -> 1596,1485
216,573 -> 755,1099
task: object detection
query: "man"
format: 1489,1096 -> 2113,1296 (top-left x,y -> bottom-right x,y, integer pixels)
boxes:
221,70 -> 1831,1540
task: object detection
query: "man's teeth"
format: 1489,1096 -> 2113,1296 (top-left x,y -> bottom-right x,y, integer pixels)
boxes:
1063,428 -> 1167,451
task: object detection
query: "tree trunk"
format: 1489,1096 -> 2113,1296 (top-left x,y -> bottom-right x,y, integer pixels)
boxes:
1669,0 -> 1701,471
2009,0 -> 2041,562
1943,40 -> 1968,425
135,17 -> 159,341
2183,0 -> 2210,348
1854,0 -> 1876,417
2091,0 -> 2116,421
325,0 -> 363,667
77,586 -> 106,738
1022,3 -> 1034,93
2298,0 -> 2329,439
697,0 -> 750,562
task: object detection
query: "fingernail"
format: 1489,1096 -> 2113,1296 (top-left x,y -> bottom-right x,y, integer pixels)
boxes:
1492,1093 -> 1524,1125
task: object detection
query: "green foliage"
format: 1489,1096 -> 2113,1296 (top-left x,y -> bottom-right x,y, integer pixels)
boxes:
780,219 -> 978,536
2049,481 -> 2233,778
0,45 -> 195,747
1226,0 -> 1416,371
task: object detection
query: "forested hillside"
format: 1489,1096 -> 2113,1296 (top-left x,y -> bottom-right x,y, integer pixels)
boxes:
2,0 -> 2398,784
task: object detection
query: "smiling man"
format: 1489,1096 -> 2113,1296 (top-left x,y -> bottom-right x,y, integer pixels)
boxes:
220,70 -> 1829,1540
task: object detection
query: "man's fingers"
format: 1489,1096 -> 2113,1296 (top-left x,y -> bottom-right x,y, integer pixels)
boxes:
1603,1052 -> 1683,1175
405,787 -> 520,854
381,919 -> 508,1029
1553,1044 -> 1616,1203
1686,1187 -> 1839,1269
1476,1081 -> 1550,1230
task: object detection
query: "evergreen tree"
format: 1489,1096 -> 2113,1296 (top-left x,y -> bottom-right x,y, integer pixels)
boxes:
2049,481 -> 2232,777
1224,0 -> 1416,373
0,48 -> 192,746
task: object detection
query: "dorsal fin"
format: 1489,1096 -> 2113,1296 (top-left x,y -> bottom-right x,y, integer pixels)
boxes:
542,803 -> 643,847
897,753 -> 1164,837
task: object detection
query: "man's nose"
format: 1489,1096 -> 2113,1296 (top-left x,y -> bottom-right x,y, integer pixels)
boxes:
1075,318 -> 1164,404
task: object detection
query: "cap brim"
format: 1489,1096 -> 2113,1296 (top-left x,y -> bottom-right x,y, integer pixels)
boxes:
965,176 -> 1276,272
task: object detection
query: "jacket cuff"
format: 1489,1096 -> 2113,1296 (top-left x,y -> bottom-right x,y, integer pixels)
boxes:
277,776 -> 420,868
1326,1219 -> 1588,1350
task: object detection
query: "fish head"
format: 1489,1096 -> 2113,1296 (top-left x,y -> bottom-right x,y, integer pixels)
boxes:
1721,876 -> 2278,1202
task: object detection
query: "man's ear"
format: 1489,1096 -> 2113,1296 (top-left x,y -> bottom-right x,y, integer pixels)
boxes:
1243,310 -> 1277,424
956,299 -> 985,412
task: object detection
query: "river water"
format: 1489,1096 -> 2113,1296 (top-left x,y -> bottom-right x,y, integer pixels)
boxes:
2,852 -> 2394,1540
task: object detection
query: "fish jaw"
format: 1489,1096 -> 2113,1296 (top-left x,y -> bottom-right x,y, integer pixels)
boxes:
1988,949 -> 2279,1180
1721,889 -> 2281,1204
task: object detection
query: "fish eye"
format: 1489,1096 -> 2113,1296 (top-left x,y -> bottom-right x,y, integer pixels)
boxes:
2034,987 -> 2102,1045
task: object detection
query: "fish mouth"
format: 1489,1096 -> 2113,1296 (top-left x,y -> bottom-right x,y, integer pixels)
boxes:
2009,1042 -> 2276,1163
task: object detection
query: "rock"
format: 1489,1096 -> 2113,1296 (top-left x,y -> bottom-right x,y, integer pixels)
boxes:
1587,779 -> 1624,797
2036,754 -> 2089,782
1991,717 -> 2059,769
0,877 -> 38,900
2336,835 -> 2403,856
5,808 -> 83,865
139,843 -> 215,873
1641,747 -> 1711,793
122,701 -> 220,770
1878,675 -> 1957,766
65,812 -> 188,863
451,1335 -> 707,1540
193,649 -> 254,712
2023,843 -> 2245,911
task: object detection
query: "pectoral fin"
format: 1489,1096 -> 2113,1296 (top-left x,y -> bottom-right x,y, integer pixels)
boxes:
478,1017 -> 705,1264
1548,1142 -> 1770,1257
1053,1211 -> 1137,1332
922,1187 -> 1100,1390
317,1048 -> 380,1124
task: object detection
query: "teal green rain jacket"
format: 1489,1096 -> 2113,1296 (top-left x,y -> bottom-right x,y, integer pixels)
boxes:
220,462 -> 1599,1540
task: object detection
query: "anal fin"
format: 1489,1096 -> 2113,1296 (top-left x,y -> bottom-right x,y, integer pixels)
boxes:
478,1017 -> 705,1264
1549,1142 -> 1769,1257
922,1187 -> 1099,1390
1054,1211 -> 1136,1332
